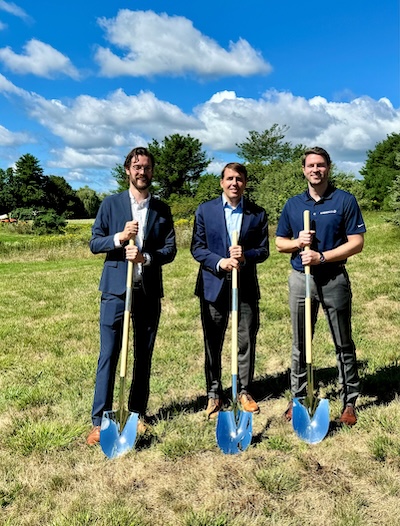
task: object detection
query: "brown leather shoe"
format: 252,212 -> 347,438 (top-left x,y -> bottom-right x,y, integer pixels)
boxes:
86,425 -> 101,445
284,400 -> 293,422
239,393 -> 260,414
206,398 -> 222,419
340,404 -> 357,426
137,419 -> 149,434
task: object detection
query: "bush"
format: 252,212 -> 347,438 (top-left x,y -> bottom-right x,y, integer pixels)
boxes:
11,208 -> 38,221
32,210 -> 67,235
388,173 -> 400,227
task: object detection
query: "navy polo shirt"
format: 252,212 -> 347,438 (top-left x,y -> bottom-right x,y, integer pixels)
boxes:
276,185 -> 366,272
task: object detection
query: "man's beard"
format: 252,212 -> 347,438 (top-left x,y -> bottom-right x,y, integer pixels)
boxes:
131,176 -> 151,191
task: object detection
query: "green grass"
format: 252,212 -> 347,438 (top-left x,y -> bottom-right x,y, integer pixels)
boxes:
0,212 -> 400,525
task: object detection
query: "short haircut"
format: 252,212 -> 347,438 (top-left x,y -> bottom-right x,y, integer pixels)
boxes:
302,147 -> 331,167
221,162 -> 248,180
124,147 -> 155,170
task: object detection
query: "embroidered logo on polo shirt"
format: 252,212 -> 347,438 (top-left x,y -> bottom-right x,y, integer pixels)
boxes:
320,209 -> 337,215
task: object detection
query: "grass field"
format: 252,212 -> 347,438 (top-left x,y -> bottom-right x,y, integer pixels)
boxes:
0,212 -> 400,525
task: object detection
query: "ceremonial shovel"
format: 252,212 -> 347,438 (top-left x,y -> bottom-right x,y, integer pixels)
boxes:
216,231 -> 253,454
100,239 -> 139,458
292,210 -> 330,444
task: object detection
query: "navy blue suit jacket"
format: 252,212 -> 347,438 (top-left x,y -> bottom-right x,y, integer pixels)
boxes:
191,196 -> 269,303
90,190 -> 176,297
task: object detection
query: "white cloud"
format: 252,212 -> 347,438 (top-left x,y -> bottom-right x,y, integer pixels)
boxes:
0,75 -> 399,189
0,123 -> 30,145
194,90 -> 400,163
0,39 -> 80,79
95,10 -> 271,78
0,1 -> 30,21
26,88 -> 200,150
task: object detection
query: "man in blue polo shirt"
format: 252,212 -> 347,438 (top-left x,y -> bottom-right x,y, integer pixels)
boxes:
276,146 -> 366,426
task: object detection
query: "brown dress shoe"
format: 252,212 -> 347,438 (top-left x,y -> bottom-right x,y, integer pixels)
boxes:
206,398 -> 222,419
284,400 -> 293,422
86,425 -> 101,445
137,419 -> 149,434
339,404 -> 357,426
239,393 -> 260,414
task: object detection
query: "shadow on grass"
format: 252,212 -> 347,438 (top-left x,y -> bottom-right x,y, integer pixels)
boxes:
145,361 -> 400,441
359,361 -> 400,406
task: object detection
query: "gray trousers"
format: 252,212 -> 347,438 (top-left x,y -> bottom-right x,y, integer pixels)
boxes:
200,287 -> 259,399
288,268 -> 359,407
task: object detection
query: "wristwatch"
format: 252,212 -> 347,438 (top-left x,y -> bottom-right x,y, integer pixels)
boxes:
319,252 -> 326,264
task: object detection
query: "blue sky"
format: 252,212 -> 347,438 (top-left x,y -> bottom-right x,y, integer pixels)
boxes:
0,0 -> 398,192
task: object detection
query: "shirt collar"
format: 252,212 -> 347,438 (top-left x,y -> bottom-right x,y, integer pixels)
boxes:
222,195 -> 244,209
305,183 -> 335,202
129,191 -> 151,208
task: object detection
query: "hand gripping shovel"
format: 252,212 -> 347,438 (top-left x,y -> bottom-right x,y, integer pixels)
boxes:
292,211 -> 330,444
100,239 -> 139,458
216,231 -> 253,454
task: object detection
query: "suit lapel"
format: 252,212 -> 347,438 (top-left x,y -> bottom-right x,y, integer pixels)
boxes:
239,198 -> 251,242
144,197 -> 157,241
122,190 -> 133,222
214,197 -> 230,254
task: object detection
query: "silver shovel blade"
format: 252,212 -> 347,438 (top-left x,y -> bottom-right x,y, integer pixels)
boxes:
100,410 -> 139,459
292,398 -> 330,444
216,410 -> 253,454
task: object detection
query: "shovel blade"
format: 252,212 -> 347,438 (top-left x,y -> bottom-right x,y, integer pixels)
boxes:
216,409 -> 253,454
100,410 -> 139,459
292,398 -> 330,444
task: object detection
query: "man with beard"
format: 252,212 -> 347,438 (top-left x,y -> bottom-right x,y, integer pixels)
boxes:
86,147 -> 177,445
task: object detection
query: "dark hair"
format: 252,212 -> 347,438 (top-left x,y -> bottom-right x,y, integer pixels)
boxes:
302,147 -> 331,167
124,147 -> 155,170
221,162 -> 248,180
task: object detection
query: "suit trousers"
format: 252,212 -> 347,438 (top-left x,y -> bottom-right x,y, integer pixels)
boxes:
288,268 -> 359,407
91,289 -> 161,425
200,282 -> 259,399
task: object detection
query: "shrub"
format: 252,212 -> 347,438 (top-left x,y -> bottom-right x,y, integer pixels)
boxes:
32,210 -> 67,235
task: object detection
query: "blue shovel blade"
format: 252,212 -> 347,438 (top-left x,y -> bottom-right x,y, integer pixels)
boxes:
216,410 -> 253,454
292,398 -> 330,444
100,410 -> 139,459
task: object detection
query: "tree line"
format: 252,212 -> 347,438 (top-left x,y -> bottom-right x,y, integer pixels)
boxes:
1,126 -> 399,230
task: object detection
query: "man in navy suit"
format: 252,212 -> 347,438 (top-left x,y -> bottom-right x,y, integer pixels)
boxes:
87,147 -> 176,445
191,162 -> 269,419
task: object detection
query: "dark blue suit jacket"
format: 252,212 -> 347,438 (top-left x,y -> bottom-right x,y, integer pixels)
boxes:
90,190 -> 176,297
191,196 -> 269,303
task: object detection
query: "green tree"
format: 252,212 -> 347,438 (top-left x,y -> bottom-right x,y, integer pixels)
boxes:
0,167 -> 17,214
360,132 -> 400,210
252,160 -> 306,224
148,134 -> 211,199
76,186 -> 101,218
44,175 -> 84,218
167,173 -> 222,220
388,152 -> 400,227
389,173 -> 400,227
237,124 -> 306,165
194,173 -> 221,205
111,164 -> 129,193
13,153 -> 47,209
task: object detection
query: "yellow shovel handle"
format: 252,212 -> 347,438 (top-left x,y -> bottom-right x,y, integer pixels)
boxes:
120,238 -> 134,379
231,231 -> 239,377
303,211 -> 312,366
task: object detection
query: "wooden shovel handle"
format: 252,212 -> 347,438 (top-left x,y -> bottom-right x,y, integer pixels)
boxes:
231,231 -> 239,380
120,238 -> 134,379
303,211 -> 312,365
